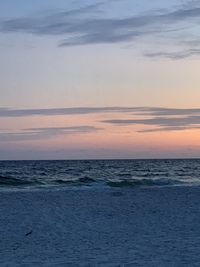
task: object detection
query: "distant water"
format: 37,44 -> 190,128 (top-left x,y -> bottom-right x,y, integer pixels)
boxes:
0,159 -> 200,189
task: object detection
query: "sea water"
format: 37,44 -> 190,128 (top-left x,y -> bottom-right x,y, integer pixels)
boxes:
0,159 -> 200,189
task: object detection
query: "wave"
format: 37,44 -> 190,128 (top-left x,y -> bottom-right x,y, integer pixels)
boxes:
0,175 -> 34,186
106,178 -> 182,188
0,174 -> 97,187
54,176 -> 96,185
0,175 -> 186,189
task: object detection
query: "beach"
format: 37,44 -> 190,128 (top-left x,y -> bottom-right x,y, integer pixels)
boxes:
0,185 -> 200,266
1,0 -> 200,266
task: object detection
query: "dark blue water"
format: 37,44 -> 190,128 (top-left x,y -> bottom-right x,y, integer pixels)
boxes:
0,159 -> 200,189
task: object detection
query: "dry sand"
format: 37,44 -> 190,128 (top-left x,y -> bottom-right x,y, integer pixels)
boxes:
0,185 -> 200,266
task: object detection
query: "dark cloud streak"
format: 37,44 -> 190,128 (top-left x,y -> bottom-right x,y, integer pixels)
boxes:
145,48 -> 200,59
103,115 -> 200,132
103,116 -> 200,126
138,126 -> 200,133
1,106 -> 200,117
0,3 -> 200,58
0,126 -> 100,142
0,107 -> 148,117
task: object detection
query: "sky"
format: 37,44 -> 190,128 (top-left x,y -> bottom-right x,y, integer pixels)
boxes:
0,0 -> 200,160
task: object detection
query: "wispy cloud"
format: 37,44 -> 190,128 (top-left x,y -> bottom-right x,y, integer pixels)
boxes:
0,1 -> 200,58
103,116 -> 200,126
145,48 -> 200,59
138,126 -> 200,133
0,106 -> 147,117
0,126 -> 100,142
134,107 -> 200,116
1,106 -> 200,118
103,114 -> 200,132
1,106 -> 200,134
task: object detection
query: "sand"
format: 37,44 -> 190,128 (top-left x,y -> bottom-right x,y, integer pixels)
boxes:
0,185 -> 200,266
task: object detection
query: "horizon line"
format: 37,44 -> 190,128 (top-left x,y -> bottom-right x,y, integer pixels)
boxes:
1,157 -> 200,161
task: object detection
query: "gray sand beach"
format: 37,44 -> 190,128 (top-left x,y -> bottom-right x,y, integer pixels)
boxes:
0,185 -> 200,266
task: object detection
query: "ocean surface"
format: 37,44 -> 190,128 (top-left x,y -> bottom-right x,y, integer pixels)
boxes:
0,159 -> 200,189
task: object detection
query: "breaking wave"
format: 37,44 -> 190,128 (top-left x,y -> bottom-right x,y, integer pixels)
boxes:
106,178 -> 182,188
54,176 -> 96,185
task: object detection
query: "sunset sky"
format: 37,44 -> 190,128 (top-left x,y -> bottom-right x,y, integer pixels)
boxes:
0,0 -> 200,159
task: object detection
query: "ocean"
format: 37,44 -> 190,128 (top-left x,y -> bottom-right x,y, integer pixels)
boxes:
1,159 -> 200,266
0,158 -> 200,189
